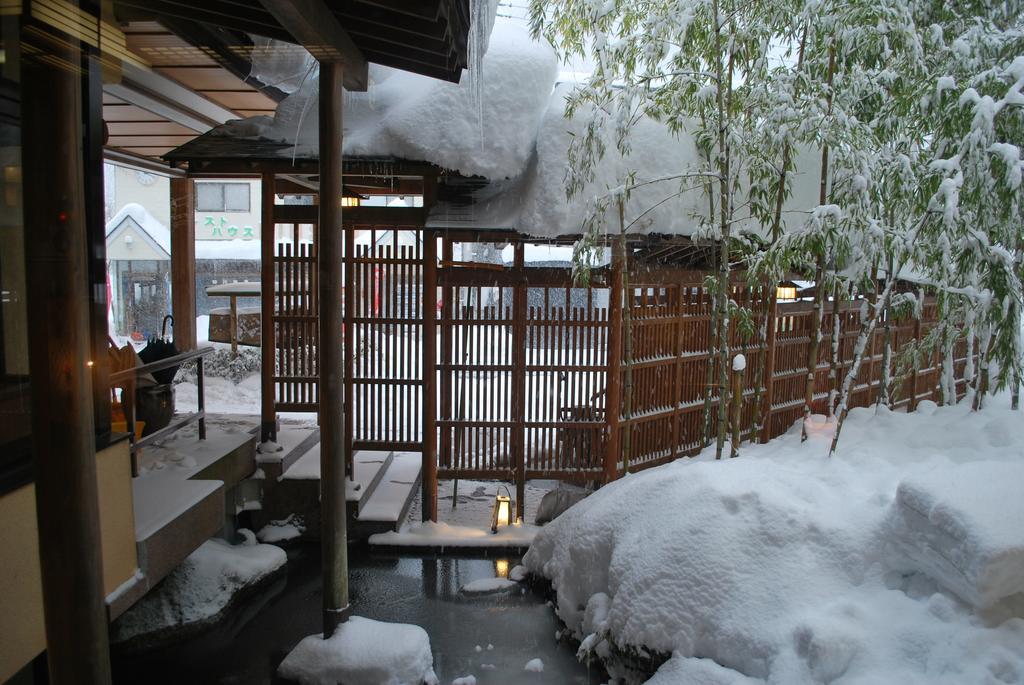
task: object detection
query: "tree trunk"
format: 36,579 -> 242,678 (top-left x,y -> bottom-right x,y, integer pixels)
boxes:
713,0 -> 734,460
827,281 -> 843,418
830,276 -> 897,455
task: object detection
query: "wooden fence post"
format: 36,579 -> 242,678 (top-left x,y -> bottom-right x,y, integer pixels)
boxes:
511,243 -> 527,521
260,171 -> 277,443
760,297 -> 779,443
421,231 -> 438,522
730,357 -> 743,457
604,242 -> 624,483
909,314 -> 921,411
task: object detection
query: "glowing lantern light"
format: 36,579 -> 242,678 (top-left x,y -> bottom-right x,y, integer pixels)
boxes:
776,284 -> 797,301
490,487 -> 513,534
341,195 -> 361,208
495,559 -> 510,578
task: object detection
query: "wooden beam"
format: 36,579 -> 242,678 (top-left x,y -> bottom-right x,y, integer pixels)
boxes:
171,178 -> 197,350
258,0 -> 368,91
21,19 -> 113,684
318,59 -> 351,638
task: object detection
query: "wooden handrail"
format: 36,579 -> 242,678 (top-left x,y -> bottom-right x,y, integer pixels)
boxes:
109,346 -> 214,385
110,345 -> 214,475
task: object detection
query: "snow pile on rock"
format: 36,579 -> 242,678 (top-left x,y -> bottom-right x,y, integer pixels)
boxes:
113,534 -> 286,643
277,616 -> 438,685
885,460 -> 1024,608
524,399 -> 1024,683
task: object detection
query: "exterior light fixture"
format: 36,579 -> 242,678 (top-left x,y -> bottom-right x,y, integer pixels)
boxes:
776,284 -> 797,301
491,486 -> 513,534
495,559 -> 510,578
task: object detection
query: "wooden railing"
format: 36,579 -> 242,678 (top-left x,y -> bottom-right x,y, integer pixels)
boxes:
110,346 -> 213,475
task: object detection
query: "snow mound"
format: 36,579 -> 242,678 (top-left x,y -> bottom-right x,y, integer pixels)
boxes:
885,460 -> 1024,608
249,23 -> 557,180
257,514 -> 306,543
524,400 -> 1024,683
524,657 -> 544,673
277,616 -> 438,685
113,537 -> 286,642
645,654 -> 761,685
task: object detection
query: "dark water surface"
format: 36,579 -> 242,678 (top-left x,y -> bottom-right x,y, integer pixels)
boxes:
112,544 -> 604,685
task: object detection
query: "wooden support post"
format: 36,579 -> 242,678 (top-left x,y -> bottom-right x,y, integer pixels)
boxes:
318,59 -> 350,637
260,171 -> 277,442
760,295 -> 778,443
343,202 -> 355,479
511,243 -> 527,521
170,177 -> 196,351
604,241 -> 624,483
422,230 -> 438,521
22,21 -> 112,684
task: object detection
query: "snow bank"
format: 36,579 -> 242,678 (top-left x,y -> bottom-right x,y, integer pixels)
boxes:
113,536 -> 286,642
524,401 -> 1024,683
277,616 -> 438,685
885,460 -> 1024,608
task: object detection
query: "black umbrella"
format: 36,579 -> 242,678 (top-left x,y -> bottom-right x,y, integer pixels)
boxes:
138,314 -> 181,384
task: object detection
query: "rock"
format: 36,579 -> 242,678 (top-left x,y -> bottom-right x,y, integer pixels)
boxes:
535,484 -> 588,525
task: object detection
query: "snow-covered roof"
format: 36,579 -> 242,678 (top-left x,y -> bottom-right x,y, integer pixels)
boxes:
181,22 -> 823,241
106,203 -> 172,258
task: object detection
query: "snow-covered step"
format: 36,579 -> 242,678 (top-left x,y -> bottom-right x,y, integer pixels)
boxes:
281,447 -> 395,506
352,450 -> 395,510
356,452 -> 422,526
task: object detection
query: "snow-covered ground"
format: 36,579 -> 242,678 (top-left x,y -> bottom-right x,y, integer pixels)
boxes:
525,397 -> 1024,684
113,534 -> 286,644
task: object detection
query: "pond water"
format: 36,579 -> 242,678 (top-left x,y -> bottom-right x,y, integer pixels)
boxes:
112,543 -> 605,685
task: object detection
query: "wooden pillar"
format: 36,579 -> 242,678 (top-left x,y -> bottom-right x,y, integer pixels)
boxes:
421,230 -> 438,521
260,171 -> 277,442
343,205 -> 354,478
511,243 -> 527,520
171,178 -> 196,350
760,295 -> 779,443
22,20 -> 112,684
318,59 -> 350,637
603,241 -> 624,483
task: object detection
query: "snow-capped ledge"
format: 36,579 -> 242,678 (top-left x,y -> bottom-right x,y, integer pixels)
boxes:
277,616 -> 438,685
368,520 -> 539,549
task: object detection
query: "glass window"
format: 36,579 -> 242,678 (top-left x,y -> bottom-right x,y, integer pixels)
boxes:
196,182 -> 250,212
196,182 -> 223,211
224,183 -> 249,211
